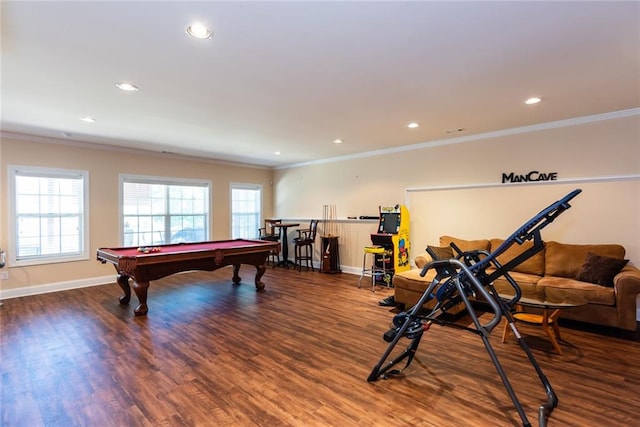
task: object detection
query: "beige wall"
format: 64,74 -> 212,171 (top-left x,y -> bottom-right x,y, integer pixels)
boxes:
0,136 -> 274,295
1,111 -> 639,298
274,113 -> 640,272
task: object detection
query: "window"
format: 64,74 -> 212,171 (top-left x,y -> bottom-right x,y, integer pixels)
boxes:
231,184 -> 262,239
9,165 -> 89,265
121,175 -> 210,246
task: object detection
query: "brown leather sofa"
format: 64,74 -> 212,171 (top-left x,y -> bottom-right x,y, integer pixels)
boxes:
393,235 -> 640,331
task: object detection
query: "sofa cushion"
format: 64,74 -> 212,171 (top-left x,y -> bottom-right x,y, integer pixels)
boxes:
575,252 -> 629,287
490,270 -> 544,300
489,238 -> 545,276
537,276 -> 616,306
393,268 -> 438,294
544,241 -> 625,279
440,236 -> 490,254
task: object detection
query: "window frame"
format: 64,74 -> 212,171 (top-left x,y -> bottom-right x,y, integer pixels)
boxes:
8,165 -> 90,267
119,174 -> 212,246
230,182 -> 263,240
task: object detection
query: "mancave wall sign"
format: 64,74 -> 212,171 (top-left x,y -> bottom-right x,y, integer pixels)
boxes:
501,170 -> 558,183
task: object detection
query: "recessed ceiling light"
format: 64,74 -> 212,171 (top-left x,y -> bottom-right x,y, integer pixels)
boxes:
186,23 -> 212,39
80,116 -> 96,123
407,122 -> 419,129
274,151 -> 281,155
524,97 -> 542,105
115,82 -> 139,91
333,139 -> 343,144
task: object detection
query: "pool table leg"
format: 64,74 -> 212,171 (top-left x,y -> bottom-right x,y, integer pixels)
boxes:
254,263 -> 267,291
233,263 -> 267,291
132,280 -> 149,316
116,274 -> 148,316
232,264 -> 242,284
116,274 -> 131,305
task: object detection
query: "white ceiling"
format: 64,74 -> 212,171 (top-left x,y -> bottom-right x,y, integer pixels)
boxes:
2,1 -> 639,168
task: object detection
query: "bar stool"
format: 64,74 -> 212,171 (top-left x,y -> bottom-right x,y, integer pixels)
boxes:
293,219 -> 319,271
359,245 -> 391,291
258,219 -> 281,267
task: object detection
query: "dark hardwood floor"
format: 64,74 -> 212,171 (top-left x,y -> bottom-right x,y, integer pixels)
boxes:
1,267 -> 639,426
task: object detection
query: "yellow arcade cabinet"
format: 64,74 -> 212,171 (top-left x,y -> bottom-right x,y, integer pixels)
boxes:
370,205 -> 411,283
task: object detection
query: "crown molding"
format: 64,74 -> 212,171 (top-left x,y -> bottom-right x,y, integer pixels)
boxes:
278,107 -> 640,170
0,131 -> 271,170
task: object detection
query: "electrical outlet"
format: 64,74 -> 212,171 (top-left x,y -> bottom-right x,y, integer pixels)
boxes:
0,271 -> 8,280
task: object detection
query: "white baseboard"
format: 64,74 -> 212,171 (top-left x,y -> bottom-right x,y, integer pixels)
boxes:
0,275 -> 115,300
339,265 -> 361,275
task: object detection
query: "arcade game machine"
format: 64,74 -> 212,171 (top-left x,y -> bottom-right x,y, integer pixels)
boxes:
370,205 -> 411,296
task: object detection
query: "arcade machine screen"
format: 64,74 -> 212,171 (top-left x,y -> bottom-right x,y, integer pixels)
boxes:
379,213 -> 400,234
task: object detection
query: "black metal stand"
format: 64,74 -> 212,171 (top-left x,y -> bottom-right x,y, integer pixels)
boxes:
368,189 -> 582,427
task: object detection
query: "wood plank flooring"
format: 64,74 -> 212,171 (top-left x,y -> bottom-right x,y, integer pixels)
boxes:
1,267 -> 639,426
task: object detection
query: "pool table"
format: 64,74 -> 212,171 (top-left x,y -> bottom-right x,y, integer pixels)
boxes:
97,239 -> 280,316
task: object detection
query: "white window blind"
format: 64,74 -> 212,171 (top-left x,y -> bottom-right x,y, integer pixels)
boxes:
231,184 -> 262,239
10,166 -> 88,264
121,175 -> 210,246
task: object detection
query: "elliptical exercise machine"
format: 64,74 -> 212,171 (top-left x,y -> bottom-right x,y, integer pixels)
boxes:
368,189 -> 582,427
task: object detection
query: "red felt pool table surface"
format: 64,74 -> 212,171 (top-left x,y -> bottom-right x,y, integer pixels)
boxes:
97,239 -> 280,316
101,238 -> 273,256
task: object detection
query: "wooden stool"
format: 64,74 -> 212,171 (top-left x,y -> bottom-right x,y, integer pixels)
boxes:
502,305 -> 564,354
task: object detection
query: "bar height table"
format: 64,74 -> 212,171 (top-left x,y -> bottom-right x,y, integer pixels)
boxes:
272,222 -> 300,268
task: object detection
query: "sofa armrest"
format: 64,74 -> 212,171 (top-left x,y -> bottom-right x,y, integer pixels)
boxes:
613,264 -> 640,331
414,253 -> 432,269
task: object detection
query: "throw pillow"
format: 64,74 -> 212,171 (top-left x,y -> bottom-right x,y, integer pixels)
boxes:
440,235 -> 491,253
575,252 -> 628,287
427,245 -> 454,261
